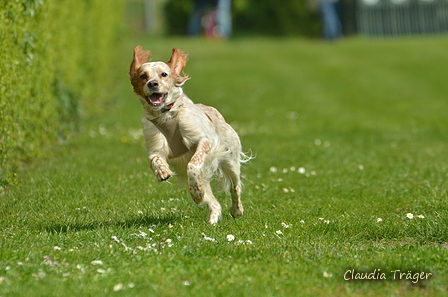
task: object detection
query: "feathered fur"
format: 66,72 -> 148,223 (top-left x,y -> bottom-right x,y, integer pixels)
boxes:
129,46 -> 250,224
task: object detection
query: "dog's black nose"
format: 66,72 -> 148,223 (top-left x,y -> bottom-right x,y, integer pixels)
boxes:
148,80 -> 159,89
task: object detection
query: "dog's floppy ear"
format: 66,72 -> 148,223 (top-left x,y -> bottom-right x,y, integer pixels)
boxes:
167,48 -> 190,86
129,46 -> 151,85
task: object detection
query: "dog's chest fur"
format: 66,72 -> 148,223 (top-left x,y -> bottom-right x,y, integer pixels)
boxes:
150,109 -> 188,159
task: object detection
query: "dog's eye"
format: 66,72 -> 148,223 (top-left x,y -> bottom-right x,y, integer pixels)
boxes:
161,72 -> 168,78
140,74 -> 148,80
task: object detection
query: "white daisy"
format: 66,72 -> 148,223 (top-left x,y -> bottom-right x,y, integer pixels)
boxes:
202,233 -> 217,243
281,222 -> 291,228
323,271 -> 333,278
113,283 -> 123,292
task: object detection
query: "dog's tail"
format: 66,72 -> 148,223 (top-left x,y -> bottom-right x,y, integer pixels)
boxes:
214,149 -> 254,194
240,150 -> 254,164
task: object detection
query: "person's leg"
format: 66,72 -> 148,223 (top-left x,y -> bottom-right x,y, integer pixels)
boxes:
321,0 -> 342,40
216,0 -> 232,38
188,0 -> 207,36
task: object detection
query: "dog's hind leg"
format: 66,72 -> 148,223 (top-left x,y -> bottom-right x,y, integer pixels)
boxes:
224,160 -> 244,218
187,138 -> 222,224
203,182 -> 222,224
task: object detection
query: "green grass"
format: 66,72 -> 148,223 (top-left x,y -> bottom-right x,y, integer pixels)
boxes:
1,36 -> 448,296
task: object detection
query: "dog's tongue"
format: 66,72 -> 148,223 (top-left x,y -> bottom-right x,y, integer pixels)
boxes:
150,93 -> 164,104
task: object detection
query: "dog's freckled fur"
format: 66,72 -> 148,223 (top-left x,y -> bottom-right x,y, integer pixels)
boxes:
129,46 -> 249,224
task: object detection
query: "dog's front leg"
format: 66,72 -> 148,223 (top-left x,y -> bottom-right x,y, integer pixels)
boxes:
142,117 -> 173,182
187,138 -> 222,224
149,154 -> 173,181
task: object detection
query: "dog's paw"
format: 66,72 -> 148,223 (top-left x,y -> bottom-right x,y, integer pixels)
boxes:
155,166 -> 173,182
208,204 -> 222,224
208,212 -> 222,225
229,204 -> 244,218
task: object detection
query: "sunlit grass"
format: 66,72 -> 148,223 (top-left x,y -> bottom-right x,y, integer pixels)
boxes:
1,36 -> 448,296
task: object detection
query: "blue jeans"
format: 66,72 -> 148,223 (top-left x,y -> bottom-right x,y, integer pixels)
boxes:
321,0 -> 342,40
216,0 -> 232,37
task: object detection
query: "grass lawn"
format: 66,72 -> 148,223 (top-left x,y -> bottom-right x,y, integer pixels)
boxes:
1,36 -> 448,296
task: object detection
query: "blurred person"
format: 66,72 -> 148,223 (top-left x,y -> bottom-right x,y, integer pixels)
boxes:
216,0 -> 232,38
307,0 -> 343,40
188,0 -> 232,38
320,0 -> 343,40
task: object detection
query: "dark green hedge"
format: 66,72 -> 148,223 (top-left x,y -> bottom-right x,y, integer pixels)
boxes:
163,0 -> 320,37
233,0 -> 320,37
0,0 -> 125,188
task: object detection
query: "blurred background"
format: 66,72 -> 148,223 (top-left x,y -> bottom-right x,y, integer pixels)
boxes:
128,0 -> 448,38
1,0 -> 448,188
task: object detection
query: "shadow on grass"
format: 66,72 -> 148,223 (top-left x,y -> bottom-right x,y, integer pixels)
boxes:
42,213 -> 181,234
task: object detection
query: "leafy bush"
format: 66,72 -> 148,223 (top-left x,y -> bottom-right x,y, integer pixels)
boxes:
163,0 -> 320,37
163,0 -> 193,36
0,0 -> 125,188
233,0 -> 320,37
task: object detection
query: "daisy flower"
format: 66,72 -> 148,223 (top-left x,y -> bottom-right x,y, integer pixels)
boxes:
406,213 -> 414,219
226,234 -> 235,242
376,218 -> 383,222
323,271 -> 333,278
165,239 -> 173,247
275,230 -> 283,235
417,214 -> 425,219
113,283 -> 123,292
281,222 -> 291,228
202,233 -> 217,243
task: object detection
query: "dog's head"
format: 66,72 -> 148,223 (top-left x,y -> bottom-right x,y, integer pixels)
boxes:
129,46 -> 190,111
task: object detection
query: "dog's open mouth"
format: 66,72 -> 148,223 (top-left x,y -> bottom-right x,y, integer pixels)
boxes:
145,93 -> 168,107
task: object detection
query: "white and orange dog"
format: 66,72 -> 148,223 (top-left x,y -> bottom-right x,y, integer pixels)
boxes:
129,46 -> 248,224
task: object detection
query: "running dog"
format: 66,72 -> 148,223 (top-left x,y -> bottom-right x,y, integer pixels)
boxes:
129,46 -> 249,224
